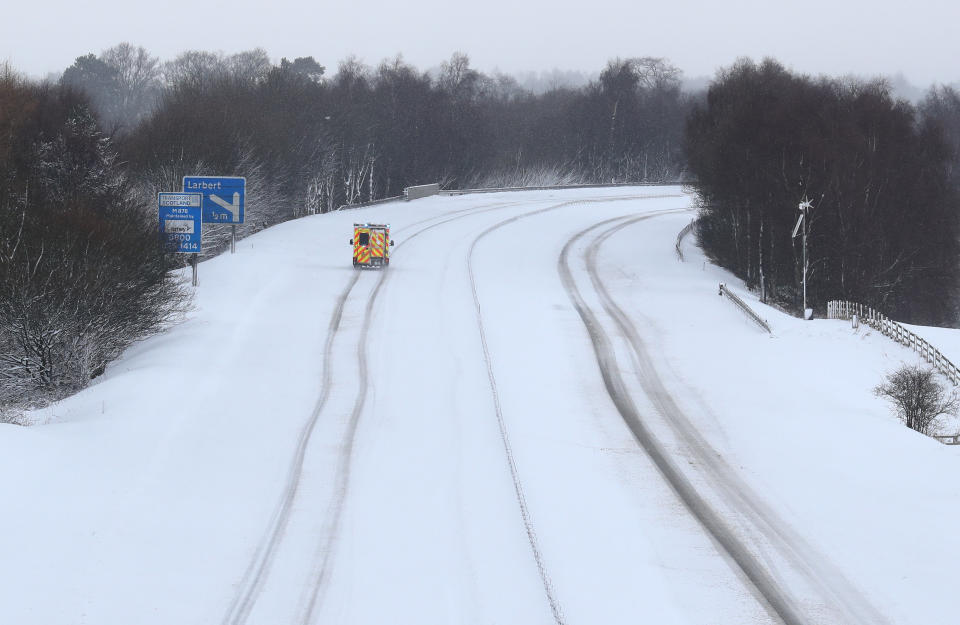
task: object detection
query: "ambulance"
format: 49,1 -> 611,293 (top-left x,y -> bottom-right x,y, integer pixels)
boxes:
350,223 -> 394,268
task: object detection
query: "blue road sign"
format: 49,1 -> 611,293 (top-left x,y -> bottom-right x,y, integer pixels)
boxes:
159,192 -> 203,253
183,176 -> 246,224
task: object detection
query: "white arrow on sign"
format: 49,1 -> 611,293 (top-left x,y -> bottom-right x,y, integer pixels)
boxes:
210,192 -> 241,221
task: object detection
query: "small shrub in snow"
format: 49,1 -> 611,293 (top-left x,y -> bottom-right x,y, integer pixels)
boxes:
874,365 -> 958,435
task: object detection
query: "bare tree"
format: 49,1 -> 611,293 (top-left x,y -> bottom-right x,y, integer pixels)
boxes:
439,52 -> 480,103
99,43 -> 161,130
162,50 -> 226,87
162,48 -> 271,88
874,365 -> 959,435
227,48 -> 272,84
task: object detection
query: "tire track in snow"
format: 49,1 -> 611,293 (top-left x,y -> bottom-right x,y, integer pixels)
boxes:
560,214 -> 891,625
559,213 -> 802,625
221,193 -> 682,625
221,201 -> 520,625
465,195 -> 684,625
220,268 -> 361,625
297,200 -> 538,625
583,217 -> 892,625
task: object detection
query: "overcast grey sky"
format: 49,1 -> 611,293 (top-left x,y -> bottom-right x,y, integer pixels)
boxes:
3,0 -> 959,87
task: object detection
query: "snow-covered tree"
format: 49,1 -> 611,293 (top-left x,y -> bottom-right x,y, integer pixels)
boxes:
0,78 -> 188,408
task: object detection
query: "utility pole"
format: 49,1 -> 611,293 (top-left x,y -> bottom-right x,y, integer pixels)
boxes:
792,198 -> 814,319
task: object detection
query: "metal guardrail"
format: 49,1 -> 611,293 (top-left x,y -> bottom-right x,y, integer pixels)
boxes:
828,300 -> 960,386
334,181 -> 686,210
718,283 -> 772,334
440,181 -> 684,195
675,219 -> 694,261
335,195 -> 402,212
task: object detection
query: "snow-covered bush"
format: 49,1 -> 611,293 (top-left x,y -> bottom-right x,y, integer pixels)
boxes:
874,365 -> 958,435
0,73 -> 190,409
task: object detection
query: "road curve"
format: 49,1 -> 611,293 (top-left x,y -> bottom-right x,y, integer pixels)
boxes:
561,213 -> 891,625
466,195 -> 686,625
560,213 -> 806,625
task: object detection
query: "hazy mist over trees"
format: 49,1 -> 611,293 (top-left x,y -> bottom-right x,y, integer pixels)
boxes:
116,47 -> 692,219
2,43 -> 960,410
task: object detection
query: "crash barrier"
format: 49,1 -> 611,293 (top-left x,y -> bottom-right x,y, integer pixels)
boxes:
675,219 -> 694,261
718,283 -> 772,334
828,300 -> 960,386
933,434 -> 960,445
440,181 -> 682,195
335,181 -> 686,209
336,182 -> 442,210
335,195 -> 401,211
403,183 -> 441,201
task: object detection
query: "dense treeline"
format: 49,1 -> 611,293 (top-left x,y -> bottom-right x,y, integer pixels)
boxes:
686,59 -> 960,324
4,44 -> 960,411
0,65 -> 186,408
115,49 -> 691,231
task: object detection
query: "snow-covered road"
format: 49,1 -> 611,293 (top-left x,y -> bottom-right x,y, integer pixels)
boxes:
3,187 -> 960,625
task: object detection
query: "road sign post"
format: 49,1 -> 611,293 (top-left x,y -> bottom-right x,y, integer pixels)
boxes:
159,192 -> 203,286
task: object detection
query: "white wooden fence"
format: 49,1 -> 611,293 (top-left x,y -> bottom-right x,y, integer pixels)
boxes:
827,300 -> 960,386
